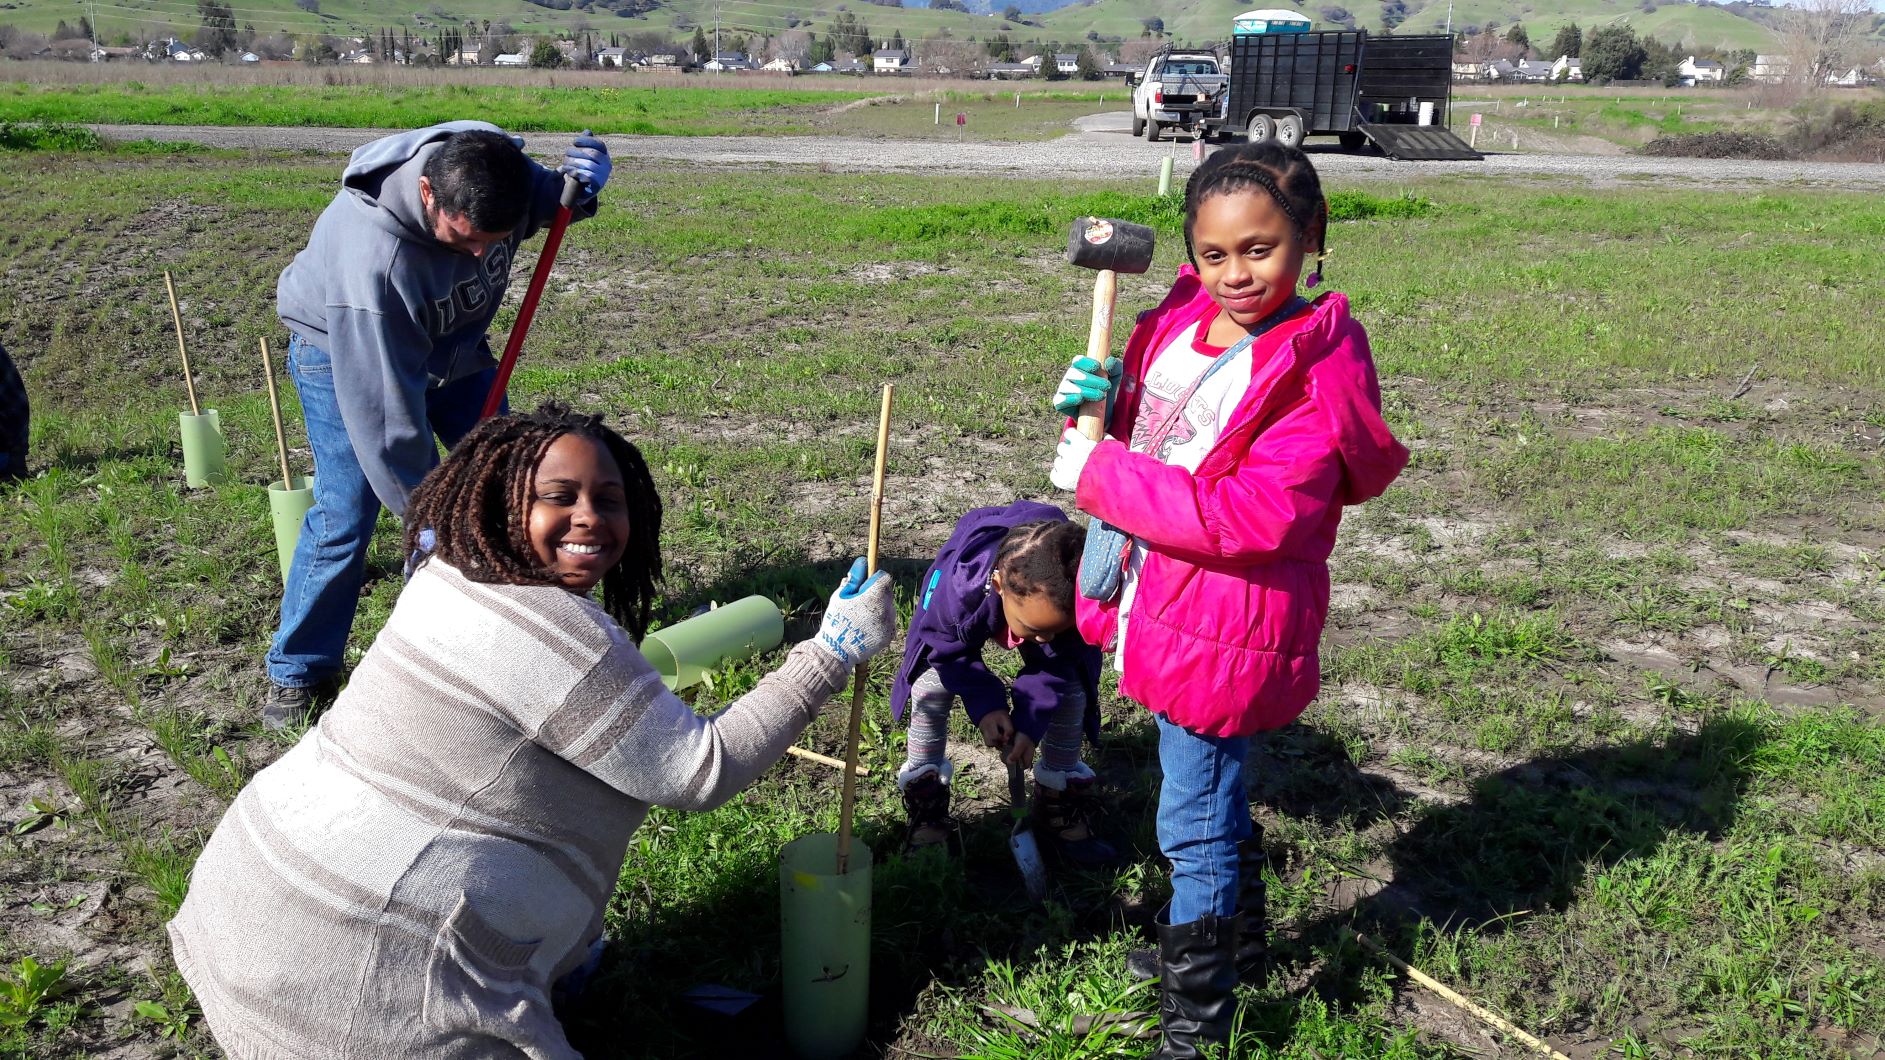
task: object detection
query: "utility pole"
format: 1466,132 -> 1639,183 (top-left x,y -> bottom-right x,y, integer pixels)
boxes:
714,4 -> 720,75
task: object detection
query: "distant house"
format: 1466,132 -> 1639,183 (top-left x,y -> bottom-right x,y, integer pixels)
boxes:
165,38 -> 205,62
97,45 -> 139,61
1514,59 -> 1553,82
649,51 -> 682,66
1831,66 -> 1877,88
1053,52 -> 1079,75
1749,54 -> 1789,83
1677,55 -> 1725,84
452,45 -> 479,65
1103,62 -> 1138,78
239,50 -> 260,63
342,50 -> 375,64
872,47 -> 911,73
762,55 -> 799,73
704,52 -> 754,71
831,57 -> 868,74
1549,54 -> 1583,82
987,61 -> 1035,80
597,46 -> 627,66
1451,56 -> 1492,81
493,52 -> 526,66
1020,54 -> 1044,74
809,61 -> 835,73
1486,59 -> 1518,82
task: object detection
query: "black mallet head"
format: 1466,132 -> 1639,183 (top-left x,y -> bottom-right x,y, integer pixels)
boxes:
1066,216 -> 1156,274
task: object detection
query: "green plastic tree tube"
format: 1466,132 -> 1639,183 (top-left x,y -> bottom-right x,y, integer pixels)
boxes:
779,832 -> 871,1059
179,410 -> 227,487
268,475 -> 314,583
639,595 -> 784,691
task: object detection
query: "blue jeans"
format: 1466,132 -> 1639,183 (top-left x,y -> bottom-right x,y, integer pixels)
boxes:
265,334 -> 500,688
1156,713 -> 1252,923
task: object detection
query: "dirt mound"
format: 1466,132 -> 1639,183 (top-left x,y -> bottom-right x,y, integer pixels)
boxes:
1639,132 -> 1793,161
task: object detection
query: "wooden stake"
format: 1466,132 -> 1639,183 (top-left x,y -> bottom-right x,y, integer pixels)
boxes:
259,337 -> 294,490
1352,932 -> 1570,1060
835,383 -> 894,876
164,270 -> 200,416
787,745 -> 869,777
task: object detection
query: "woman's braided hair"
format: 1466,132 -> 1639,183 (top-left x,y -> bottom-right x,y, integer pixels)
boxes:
1182,141 -> 1329,269
994,519 -> 1085,615
403,402 -> 663,640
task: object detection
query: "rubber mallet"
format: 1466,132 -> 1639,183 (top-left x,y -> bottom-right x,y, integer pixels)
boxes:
1064,217 -> 1155,601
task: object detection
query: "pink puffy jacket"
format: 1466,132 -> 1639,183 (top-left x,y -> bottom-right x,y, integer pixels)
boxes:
1073,267 -> 1408,738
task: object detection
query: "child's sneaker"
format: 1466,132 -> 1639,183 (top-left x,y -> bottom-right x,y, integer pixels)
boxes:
1032,764 -> 1122,869
897,763 -> 957,853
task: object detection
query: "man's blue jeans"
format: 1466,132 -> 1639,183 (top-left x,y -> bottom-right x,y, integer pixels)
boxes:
1156,713 -> 1253,924
265,334 -> 499,689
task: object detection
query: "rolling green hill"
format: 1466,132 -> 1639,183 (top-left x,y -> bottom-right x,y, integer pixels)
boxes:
1,0 -> 1782,58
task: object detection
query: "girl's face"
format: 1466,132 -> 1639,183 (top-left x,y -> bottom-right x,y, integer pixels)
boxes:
527,433 -> 631,593
992,570 -> 1074,644
1191,189 -> 1321,329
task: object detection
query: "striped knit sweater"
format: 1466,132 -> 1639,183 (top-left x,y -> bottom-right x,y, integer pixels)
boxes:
168,560 -> 849,1059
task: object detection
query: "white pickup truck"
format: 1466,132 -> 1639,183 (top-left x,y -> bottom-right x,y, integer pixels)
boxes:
1130,50 -> 1230,142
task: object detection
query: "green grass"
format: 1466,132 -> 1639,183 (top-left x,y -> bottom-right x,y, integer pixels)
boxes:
1,147 -> 1882,1057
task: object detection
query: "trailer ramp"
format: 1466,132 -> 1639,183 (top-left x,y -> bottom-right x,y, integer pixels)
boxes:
1355,123 -> 1482,160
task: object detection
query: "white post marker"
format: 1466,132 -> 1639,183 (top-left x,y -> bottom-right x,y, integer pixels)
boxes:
935,101 -> 940,125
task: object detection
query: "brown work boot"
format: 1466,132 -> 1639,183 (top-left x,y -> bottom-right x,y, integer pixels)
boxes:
898,766 -> 957,853
1032,770 -> 1122,869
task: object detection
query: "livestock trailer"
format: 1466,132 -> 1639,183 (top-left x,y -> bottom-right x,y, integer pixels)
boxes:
1209,27 -> 1482,160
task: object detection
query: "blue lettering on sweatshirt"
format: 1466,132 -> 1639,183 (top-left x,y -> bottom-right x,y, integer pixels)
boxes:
922,570 -> 941,610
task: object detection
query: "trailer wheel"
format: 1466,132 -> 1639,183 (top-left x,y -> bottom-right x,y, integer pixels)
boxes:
1339,131 -> 1367,151
1132,112 -> 1145,137
1246,113 -> 1275,145
1276,113 -> 1305,148
1143,118 -> 1160,142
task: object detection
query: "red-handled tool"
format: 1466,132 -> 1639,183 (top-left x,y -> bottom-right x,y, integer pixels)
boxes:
480,170 -> 584,421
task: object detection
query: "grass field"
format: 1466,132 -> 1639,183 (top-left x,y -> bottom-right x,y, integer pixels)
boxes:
1,133 -> 1882,1059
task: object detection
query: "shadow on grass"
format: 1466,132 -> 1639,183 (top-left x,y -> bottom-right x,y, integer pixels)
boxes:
1246,713 -> 1767,1050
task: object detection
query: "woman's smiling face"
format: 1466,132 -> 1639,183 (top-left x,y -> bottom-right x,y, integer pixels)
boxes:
526,433 -> 631,593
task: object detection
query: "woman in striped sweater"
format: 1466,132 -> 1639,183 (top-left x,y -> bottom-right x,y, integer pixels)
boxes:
168,403 -> 898,1059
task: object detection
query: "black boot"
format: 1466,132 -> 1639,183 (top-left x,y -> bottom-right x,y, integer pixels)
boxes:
898,770 -> 956,853
1130,832 -> 1270,982
1152,908 -> 1241,1060
1033,774 -> 1123,869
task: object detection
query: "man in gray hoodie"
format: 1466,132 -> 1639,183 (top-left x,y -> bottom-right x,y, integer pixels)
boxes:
265,121 -> 610,729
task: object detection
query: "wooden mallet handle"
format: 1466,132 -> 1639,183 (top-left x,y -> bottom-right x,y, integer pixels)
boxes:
164,270 -> 200,417
835,383 -> 894,876
259,337 -> 293,490
1077,268 -> 1116,443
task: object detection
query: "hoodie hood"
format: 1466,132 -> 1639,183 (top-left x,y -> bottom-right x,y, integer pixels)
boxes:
341,120 -> 505,244
1295,292 -> 1410,504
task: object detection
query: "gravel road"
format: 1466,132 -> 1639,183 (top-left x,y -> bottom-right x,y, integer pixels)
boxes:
91,111 -> 1885,188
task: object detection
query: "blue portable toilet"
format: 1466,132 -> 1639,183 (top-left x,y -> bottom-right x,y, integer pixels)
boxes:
1232,8 -> 1312,33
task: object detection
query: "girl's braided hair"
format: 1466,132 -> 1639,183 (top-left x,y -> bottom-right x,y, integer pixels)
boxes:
1182,141 -> 1329,268
994,519 -> 1085,615
403,402 -> 663,640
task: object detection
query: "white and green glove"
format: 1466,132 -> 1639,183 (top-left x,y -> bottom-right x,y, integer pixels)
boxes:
1051,355 -> 1122,416
813,558 -> 898,668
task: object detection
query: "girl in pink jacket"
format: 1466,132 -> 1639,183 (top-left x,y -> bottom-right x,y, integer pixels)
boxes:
1049,142 -> 1408,1058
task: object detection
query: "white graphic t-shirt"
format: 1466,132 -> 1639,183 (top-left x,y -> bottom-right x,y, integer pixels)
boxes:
1115,319 -> 1252,666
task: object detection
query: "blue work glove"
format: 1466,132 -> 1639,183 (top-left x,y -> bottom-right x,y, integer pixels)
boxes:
561,130 -> 611,200
1052,355 -> 1122,416
813,557 -> 898,668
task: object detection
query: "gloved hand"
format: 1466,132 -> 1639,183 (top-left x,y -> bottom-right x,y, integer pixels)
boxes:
561,131 -> 611,200
1051,355 -> 1122,416
813,557 -> 897,668
1051,426 -> 1104,492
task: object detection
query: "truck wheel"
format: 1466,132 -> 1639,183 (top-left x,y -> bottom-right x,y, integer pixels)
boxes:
1144,119 -> 1160,142
1277,114 -> 1304,148
1339,131 -> 1367,151
1246,113 -> 1275,145
1132,112 -> 1144,137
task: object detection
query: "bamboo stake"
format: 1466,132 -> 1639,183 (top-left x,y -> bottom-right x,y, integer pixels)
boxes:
164,270 -> 200,416
1352,932 -> 1570,1060
259,337 -> 293,490
835,383 -> 894,876
787,745 -> 869,777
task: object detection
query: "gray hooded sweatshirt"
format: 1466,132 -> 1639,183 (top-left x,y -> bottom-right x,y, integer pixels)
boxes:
277,120 -> 597,517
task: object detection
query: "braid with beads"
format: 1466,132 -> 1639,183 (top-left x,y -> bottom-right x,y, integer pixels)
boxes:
1182,141 -> 1329,273
404,402 -> 663,640
993,519 -> 1085,614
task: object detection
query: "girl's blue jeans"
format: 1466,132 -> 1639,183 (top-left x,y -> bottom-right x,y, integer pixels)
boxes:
264,334 -> 499,689
1156,713 -> 1253,923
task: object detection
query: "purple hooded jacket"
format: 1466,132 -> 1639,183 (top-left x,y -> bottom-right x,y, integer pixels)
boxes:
890,501 -> 1103,744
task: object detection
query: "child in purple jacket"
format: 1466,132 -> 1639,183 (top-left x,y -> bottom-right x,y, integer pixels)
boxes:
890,500 -> 1119,867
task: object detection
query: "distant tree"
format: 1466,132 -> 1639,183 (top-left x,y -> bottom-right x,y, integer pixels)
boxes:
294,0 -> 319,12
1545,23 -> 1580,59
691,24 -> 707,60
1380,0 -> 1406,31
984,31 -> 1013,59
1003,4 -> 1022,21
1640,34 -> 1682,83
529,38 -> 564,66
1140,16 -> 1162,35
195,0 -> 237,57
1075,44 -> 1100,79
52,19 -> 79,39
1582,23 -> 1645,82
890,28 -> 903,49
1504,22 -> 1529,52
828,11 -> 871,57
1779,0 -> 1872,85
809,33 -> 835,63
